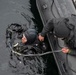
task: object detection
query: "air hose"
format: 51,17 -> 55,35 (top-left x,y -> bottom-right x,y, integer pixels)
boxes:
8,43 -> 62,57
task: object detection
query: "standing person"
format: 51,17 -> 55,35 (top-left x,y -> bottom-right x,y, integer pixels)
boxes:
38,14 -> 76,55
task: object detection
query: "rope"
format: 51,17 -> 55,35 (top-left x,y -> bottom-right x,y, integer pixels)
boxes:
9,44 -> 62,57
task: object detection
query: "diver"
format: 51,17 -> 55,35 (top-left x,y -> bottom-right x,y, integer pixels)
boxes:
38,14 -> 76,55
21,28 -> 47,53
6,23 -> 47,54
6,24 -> 46,74
12,28 -> 47,54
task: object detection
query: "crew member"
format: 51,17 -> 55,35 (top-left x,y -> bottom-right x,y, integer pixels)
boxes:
38,14 -> 76,55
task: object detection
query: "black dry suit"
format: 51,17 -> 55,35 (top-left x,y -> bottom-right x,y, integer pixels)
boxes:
41,15 -> 76,49
6,23 -> 47,54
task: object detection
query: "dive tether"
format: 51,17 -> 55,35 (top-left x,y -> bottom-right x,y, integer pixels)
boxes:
8,43 -> 62,57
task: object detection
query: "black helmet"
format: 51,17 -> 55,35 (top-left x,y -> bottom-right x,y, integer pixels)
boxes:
24,29 -> 37,44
